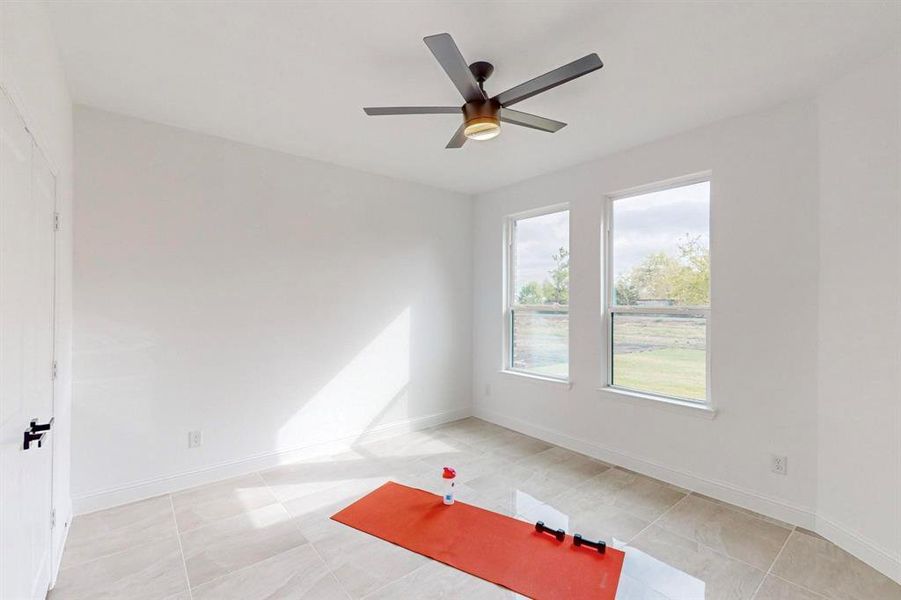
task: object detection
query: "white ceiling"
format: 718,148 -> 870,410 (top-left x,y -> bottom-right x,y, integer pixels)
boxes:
49,1 -> 900,194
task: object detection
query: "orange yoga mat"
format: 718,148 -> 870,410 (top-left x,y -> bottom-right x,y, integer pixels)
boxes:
331,481 -> 624,599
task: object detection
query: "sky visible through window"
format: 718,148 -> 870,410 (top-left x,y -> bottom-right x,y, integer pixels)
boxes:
613,181 -> 710,280
514,210 -> 569,298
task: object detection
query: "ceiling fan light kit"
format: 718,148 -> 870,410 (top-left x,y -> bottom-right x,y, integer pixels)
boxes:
363,33 -> 603,149
463,99 -> 500,141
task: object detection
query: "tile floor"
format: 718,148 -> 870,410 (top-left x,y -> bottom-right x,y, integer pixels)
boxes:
50,418 -> 901,600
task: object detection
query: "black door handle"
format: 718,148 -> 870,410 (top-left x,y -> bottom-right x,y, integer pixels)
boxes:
23,430 -> 46,450
30,417 -> 53,433
24,417 -> 53,450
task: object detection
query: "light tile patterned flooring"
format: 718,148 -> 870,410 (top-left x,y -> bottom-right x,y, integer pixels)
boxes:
50,418 -> 901,600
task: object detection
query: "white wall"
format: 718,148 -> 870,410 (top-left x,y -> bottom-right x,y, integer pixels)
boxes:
816,49 -> 901,581
0,1 -> 74,581
474,59 -> 901,582
72,107 -> 473,511
473,100 -> 821,525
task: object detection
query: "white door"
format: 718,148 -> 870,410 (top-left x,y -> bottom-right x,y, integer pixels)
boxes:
0,92 -> 56,599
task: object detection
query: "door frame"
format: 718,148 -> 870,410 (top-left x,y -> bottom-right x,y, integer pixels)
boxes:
44,143 -> 59,588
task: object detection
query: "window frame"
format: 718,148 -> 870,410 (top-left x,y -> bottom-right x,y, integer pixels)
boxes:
504,203 -> 571,382
603,173 -> 712,405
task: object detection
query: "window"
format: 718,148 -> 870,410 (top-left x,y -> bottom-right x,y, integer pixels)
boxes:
506,207 -> 569,379
606,178 -> 710,403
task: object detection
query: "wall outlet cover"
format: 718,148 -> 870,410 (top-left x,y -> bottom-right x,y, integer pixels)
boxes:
771,454 -> 787,475
188,430 -> 203,448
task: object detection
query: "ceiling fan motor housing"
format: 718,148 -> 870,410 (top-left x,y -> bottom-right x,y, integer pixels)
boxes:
463,98 -> 500,123
462,98 -> 501,140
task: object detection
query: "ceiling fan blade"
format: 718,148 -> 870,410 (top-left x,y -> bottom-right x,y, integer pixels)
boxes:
494,53 -> 603,107
363,106 -> 461,116
445,123 -> 467,149
499,108 -> 566,133
423,33 -> 486,103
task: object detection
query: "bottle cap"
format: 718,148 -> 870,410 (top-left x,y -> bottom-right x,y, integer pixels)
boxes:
442,467 -> 456,479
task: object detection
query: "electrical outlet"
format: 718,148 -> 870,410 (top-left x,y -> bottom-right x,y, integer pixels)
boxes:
485,383 -> 491,397
771,454 -> 787,475
188,430 -> 203,448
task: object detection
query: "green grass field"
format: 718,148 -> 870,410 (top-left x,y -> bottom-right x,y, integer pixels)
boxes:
612,347 -> 706,401
612,313 -> 706,401
513,312 -> 706,400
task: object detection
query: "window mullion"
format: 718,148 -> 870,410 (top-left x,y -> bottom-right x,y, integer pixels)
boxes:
611,306 -> 709,317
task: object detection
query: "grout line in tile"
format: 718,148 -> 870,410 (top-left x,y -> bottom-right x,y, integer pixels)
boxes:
359,561 -> 429,599
661,525 -> 771,578
173,493 -> 290,538
185,538 -> 336,598
766,573 -> 830,600
624,491 -> 785,587
625,490 -> 692,545
169,494 -> 194,600
284,507 -> 355,600
309,539 -> 354,600
262,467 -> 355,600
177,470 -> 324,596
57,524 -> 180,573
750,527 -> 799,600
689,492 -> 794,531
645,492 -> 798,574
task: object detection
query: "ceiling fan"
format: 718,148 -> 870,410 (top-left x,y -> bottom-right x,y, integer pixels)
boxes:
363,33 -> 603,148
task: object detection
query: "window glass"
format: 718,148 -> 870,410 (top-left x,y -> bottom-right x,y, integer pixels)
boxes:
510,210 -> 569,379
609,180 -> 710,402
612,313 -> 707,401
612,181 -> 709,308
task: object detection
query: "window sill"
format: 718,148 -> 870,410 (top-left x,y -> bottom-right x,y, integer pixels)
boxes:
499,370 -> 573,389
597,386 -> 717,419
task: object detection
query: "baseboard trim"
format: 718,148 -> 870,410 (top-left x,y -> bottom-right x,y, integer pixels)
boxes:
72,407 -> 471,515
475,407 -> 901,585
474,406 -> 815,527
816,513 -> 901,584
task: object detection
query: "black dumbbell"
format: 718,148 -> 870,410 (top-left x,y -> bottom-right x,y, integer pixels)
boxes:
573,533 -> 606,553
535,521 -> 565,542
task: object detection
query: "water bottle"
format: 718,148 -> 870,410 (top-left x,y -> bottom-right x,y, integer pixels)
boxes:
442,466 -> 456,505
